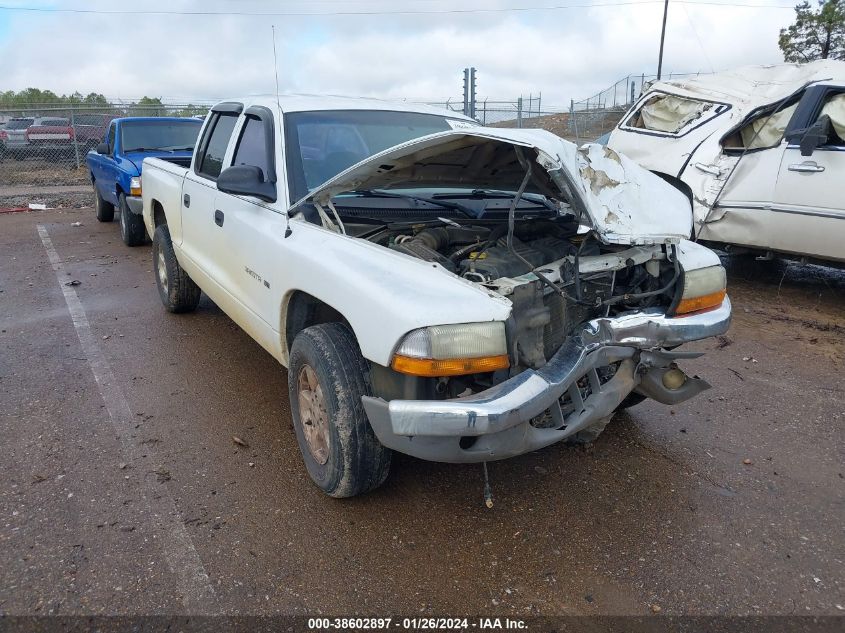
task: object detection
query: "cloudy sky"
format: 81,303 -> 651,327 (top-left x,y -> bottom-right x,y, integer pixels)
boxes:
0,0 -> 797,109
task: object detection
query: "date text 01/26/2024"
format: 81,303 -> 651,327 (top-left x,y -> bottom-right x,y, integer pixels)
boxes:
307,618 -> 528,630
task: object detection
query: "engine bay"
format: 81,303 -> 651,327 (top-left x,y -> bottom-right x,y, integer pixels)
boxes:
353,215 -> 680,371
382,221 -> 578,283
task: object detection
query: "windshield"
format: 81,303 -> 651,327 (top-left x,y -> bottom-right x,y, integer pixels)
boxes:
284,109 -> 467,202
121,119 -> 202,152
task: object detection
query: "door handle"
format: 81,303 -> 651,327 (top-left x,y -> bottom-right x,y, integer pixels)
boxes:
788,162 -> 825,173
214,209 -> 224,227
183,193 -> 190,207
694,162 -> 721,176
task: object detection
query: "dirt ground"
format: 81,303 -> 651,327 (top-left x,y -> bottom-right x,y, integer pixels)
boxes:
0,207 -> 843,621
492,110 -> 626,143
0,158 -> 89,187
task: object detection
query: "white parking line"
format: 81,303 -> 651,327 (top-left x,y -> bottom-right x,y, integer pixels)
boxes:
37,224 -> 218,613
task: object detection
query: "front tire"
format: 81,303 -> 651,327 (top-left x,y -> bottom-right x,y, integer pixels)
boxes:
119,195 -> 147,246
288,323 -> 391,498
94,185 -> 114,222
152,224 -> 201,313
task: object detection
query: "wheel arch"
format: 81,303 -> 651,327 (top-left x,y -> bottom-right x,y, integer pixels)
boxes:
651,170 -> 693,207
280,290 -> 351,366
150,199 -> 167,228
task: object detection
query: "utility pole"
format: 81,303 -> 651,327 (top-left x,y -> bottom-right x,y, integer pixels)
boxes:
469,67 -> 477,119
463,68 -> 470,116
462,67 -> 477,118
657,0 -> 669,80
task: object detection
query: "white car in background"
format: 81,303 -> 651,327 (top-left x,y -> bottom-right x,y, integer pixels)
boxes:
608,61 -> 845,266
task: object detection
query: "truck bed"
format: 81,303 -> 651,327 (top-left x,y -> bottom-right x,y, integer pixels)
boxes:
141,157 -> 191,242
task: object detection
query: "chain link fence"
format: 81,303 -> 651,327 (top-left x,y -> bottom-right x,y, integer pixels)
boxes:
428,73 -> 709,143
566,72 -> 706,141
0,103 -> 211,197
1,77 -> 707,207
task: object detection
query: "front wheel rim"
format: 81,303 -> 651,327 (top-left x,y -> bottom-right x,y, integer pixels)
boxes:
297,364 -> 330,465
156,249 -> 168,294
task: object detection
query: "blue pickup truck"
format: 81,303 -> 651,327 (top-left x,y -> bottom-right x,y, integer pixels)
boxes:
87,117 -> 203,245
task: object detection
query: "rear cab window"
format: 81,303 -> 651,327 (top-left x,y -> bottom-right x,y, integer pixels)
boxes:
195,111 -> 239,180
620,91 -> 729,137
6,119 -> 34,130
40,119 -> 68,127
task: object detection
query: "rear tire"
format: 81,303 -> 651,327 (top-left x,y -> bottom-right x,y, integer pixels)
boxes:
152,224 -> 201,313
119,195 -> 146,247
288,322 -> 391,498
94,185 -> 114,222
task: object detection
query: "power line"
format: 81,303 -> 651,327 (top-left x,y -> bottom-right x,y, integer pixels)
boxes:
0,1 -> 797,17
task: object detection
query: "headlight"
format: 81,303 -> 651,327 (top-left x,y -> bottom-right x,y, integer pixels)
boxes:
129,176 -> 142,197
392,322 -> 509,377
672,264 -> 726,316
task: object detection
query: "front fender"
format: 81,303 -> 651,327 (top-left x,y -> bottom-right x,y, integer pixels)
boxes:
275,219 -> 513,367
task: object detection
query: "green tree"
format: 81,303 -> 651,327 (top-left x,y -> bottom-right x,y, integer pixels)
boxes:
134,96 -> 165,116
779,0 -> 845,62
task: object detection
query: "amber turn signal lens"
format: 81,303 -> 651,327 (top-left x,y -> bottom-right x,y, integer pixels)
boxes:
392,354 -> 510,377
674,289 -> 726,316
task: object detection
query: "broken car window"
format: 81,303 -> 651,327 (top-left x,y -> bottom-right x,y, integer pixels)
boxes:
623,93 -> 724,135
737,102 -> 799,150
819,92 -> 845,144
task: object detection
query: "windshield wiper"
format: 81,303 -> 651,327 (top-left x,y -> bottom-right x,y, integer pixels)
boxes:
344,189 -> 476,218
432,189 -> 555,210
159,146 -> 195,152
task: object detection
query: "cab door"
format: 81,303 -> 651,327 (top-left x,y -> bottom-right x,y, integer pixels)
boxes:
178,104 -> 241,287
91,122 -> 116,202
210,106 -> 287,354
771,88 -> 845,263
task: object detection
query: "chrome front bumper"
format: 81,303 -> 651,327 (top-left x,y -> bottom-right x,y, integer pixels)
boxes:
361,297 -> 731,463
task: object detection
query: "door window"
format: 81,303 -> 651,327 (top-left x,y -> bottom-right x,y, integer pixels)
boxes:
106,123 -> 116,153
720,96 -> 802,152
818,92 -> 845,146
232,116 -> 273,180
196,113 -> 238,179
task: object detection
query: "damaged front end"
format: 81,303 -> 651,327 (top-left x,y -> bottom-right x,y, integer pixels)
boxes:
359,236 -> 729,463
293,128 -> 731,462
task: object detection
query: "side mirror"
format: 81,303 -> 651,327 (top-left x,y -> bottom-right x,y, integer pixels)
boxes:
217,165 -> 277,202
96,142 -> 110,155
797,115 -> 833,157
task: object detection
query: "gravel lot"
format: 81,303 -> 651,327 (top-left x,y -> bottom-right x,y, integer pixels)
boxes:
0,207 -> 843,620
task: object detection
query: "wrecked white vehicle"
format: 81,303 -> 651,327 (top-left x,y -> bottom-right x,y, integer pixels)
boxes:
608,61 -> 845,265
141,96 -> 731,498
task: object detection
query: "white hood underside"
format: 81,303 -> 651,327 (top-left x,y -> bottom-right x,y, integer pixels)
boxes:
299,127 -> 692,245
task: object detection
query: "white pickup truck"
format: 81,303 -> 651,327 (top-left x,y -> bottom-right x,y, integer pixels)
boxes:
142,95 -> 731,498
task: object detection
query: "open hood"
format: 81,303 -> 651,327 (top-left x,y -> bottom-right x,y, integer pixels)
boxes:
296,128 -> 692,245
